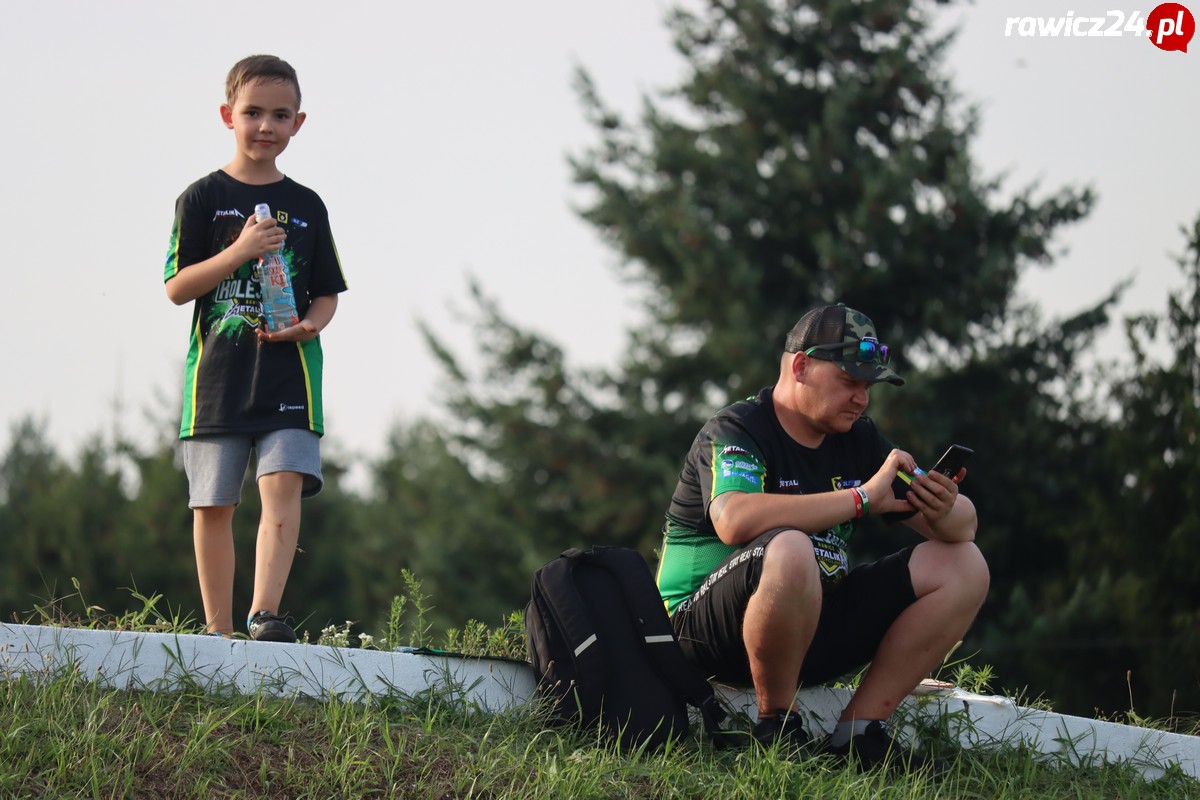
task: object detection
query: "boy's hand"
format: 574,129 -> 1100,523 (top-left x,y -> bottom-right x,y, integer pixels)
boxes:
235,214 -> 287,261
257,319 -> 320,344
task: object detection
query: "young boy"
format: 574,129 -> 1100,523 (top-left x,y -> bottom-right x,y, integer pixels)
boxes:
163,55 -> 348,642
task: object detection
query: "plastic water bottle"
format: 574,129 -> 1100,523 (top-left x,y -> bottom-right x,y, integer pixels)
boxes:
254,203 -> 299,333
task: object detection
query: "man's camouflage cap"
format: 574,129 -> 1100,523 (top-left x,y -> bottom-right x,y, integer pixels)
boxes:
784,304 -> 903,386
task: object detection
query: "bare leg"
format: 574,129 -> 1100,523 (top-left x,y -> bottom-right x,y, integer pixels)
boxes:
841,540 -> 989,722
194,505 -> 237,635
743,530 -> 823,716
250,471 -> 304,619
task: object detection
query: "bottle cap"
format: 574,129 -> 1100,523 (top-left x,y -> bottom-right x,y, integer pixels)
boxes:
254,203 -> 271,221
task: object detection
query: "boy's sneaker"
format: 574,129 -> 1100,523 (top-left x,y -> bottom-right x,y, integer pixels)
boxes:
752,709 -> 811,753
247,610 -> 297,643
828,720 -> 948,774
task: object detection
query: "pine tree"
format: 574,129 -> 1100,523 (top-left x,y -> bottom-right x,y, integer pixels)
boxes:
571,0 -> 1093,418
425,0 -> 1100,577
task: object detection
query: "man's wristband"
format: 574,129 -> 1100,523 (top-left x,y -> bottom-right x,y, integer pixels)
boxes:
850,487 -> 864,518
853,486 -> 870,517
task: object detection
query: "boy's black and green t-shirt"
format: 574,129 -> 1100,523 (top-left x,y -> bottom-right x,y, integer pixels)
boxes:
163,170 -> 348,439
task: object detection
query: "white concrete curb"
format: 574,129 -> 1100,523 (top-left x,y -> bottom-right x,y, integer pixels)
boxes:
717,684 -> 1199,782
3,623 -> 1197,782
0,623 -> 535,712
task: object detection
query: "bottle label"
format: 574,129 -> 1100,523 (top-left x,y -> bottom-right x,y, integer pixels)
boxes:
259,254 -> 298,332
267,264 -> 289,289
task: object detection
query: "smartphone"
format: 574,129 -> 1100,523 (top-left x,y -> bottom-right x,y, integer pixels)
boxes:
929,444 -> 974,478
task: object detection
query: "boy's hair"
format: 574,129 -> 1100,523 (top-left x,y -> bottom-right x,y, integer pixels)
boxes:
225,54 -> 302,109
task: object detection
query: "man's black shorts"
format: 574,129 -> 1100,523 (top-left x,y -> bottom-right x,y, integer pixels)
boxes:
669,528 -> 917,687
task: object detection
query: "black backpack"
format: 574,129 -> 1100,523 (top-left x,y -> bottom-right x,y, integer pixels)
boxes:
525,545 -> 737,751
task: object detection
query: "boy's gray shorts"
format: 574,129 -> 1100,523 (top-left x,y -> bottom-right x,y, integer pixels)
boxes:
181,429 -> 322,508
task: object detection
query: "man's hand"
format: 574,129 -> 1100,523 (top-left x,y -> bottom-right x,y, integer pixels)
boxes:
904,468 -> 963,524
903,464 -> 976,542
864,449 -> 975,541
860,448 -> 921,515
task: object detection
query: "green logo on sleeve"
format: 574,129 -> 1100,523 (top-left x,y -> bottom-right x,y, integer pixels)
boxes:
711,443 -> 767,496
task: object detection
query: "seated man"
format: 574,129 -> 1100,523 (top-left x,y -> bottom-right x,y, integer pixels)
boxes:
655,304 -> 988,770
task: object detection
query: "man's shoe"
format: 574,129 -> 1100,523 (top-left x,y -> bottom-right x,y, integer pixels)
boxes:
247,610 -> 297,643
752,709 -> 811,753
828,720 -> 947,773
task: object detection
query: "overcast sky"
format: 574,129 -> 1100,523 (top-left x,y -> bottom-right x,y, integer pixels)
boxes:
2,1 -> 1196,490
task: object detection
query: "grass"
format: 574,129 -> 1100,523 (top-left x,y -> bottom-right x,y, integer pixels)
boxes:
3,581 -> 1199,799
3,670 -> 1198,799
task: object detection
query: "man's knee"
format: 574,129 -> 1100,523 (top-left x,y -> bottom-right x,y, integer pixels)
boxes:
757,529 -> 821,598
911,540 -> 989,601
762,529 -> 817,571
949,541 -> 989,599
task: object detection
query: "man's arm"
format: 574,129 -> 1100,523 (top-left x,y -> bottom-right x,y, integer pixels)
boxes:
710,489 -> 867,546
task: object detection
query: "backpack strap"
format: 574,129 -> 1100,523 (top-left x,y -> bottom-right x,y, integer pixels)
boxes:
532,549 -> 607,721
582,546 -> 740,749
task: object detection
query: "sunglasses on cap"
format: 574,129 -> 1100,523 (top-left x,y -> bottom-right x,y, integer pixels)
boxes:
804,336 -> 892,366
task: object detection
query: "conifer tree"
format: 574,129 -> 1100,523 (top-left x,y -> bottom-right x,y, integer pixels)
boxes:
424,0 -> 1099,569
